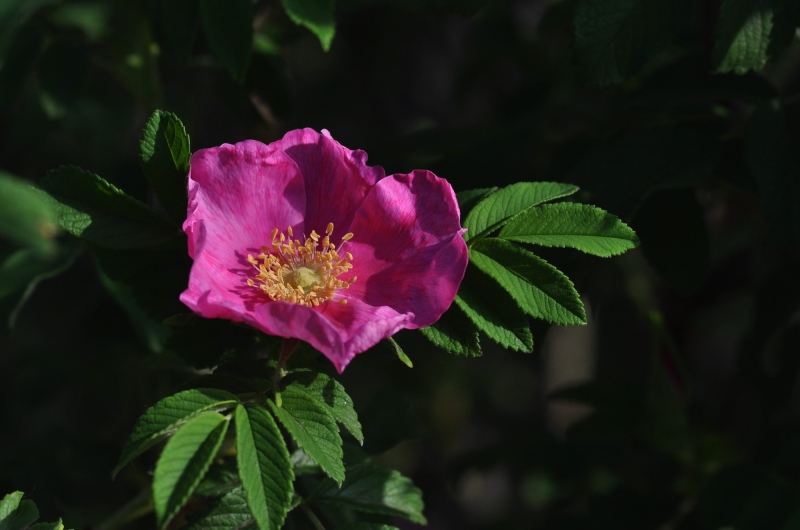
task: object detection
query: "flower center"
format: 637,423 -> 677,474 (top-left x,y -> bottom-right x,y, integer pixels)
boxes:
247,222 -> 356,307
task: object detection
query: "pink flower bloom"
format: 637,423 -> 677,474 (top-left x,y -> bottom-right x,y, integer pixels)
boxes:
180,129 -> 468,372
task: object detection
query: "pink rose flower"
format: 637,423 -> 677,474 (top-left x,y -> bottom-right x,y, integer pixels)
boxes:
180,129 -> 468,372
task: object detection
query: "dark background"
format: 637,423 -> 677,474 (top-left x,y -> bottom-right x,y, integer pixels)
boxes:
3,0 -> 800,528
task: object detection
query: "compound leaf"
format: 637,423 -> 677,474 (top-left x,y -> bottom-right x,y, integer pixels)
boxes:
464,182 -> 578,244
454,265 -> 532,352
470,238 -> 586,325
499,202 -> 639,257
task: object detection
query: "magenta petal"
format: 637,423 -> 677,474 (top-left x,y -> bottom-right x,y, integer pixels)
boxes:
181,141 -> 306,320
275,128 -> 384,236
253,300 -> 412,372
346,170 -> 469,327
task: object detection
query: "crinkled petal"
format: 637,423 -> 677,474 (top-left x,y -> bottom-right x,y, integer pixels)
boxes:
345,170 -> 468,327
181,141 -> 306,319
276,128 -> 384,238
253,299 -> 412,372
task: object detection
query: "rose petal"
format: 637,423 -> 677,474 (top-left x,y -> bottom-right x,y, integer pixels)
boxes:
181,141 -> 306,319
276,128 -> 384,238
345,170 -> 468,327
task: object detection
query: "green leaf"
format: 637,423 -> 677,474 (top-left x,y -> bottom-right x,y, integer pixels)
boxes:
200,0 -> 253,82
420,301 -> 481,357
498,202 -> 639,257
632,189 -> 709,293
28,520 -> 64,530
713,0 -> 774,74
235,404 -> 294,530
281,0 -> 336,51
153,412 -> 229,529
470,238 -> 586,325
38,166 -> 179,249
185,486 -> 257,530
0,497 -> 37,530
283,371 -> 364,443
312,462 -> 426,524
0,246 -> 78,330
268,386 -> 345,485
0,172 -> 58,253
360,388 -> 424,456
574,0 -> 693,86
0,492 -> 35,530
0,493 -> 22,522
454,265 -> 533,352
456,187 -> 496,222
114,388 -> 239,477
463,182 -> 578,244
140,110 -> 191,222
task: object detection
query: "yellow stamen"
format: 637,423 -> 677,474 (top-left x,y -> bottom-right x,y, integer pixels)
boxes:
246,223 -> 356,307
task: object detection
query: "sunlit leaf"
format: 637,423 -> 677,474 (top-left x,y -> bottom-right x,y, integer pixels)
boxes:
470,238 -> 586,325
464,182 -> 578,243
269,387 -> 345,484
153,412 -> 229,529
499,202 -> 639,257
235,404 -> 293,530
114,389 -> 239,477
283,371 -> 363,443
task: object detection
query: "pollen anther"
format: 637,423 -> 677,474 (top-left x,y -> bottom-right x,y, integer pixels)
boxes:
247,224 -> 355,307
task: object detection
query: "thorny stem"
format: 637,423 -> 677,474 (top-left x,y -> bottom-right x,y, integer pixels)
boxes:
301,503 -> 327,530
272,337 -> 300,392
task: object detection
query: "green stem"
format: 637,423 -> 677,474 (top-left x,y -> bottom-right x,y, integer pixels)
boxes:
301,504 -> 326,530
272,338 -> 300,392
